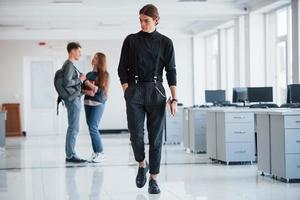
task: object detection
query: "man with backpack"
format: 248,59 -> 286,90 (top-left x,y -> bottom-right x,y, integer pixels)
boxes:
61,42 -> 87,163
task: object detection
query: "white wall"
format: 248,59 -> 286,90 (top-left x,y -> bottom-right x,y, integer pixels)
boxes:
0,37 -> 194,133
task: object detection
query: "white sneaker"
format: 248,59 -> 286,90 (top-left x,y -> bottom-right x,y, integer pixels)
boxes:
89,152 -> 105,163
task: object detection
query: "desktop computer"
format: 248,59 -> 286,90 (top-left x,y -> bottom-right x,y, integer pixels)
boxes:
287,84 -> 300,103
247,87 -> 278,108
232,87 -> 248,106
281,84 -> 300,108
205,90 -> 226,105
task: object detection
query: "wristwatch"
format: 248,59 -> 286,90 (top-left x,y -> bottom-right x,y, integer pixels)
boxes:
171,98 -> 178,104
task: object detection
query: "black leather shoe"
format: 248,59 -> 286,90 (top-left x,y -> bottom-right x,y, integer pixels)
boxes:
148,179 -> 161,194
136,162 -> 149,188
65,157 -> 87,163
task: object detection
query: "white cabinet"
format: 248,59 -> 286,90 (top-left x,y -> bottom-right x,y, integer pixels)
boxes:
285,129 -> 300,154
216,112 -> 255,164
206,111 -> 217,159
183,108 -> 190,150
188,108 -> 207,153
206,109 -> 256,163
270,113 -> 300,181
256,113 -> 272,175
165,106 -> 184,144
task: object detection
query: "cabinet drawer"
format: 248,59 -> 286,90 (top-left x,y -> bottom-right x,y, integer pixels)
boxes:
285,154 -> 300,179
194,134 -> 207,152
197,133 -> 207,146
173,111 -> 183,119
166,119 -> 183,129
194,124 -> 206,135
192,111 -> 206,120
284,116 -> 300,129
225,123 -> 255,142
226,142 -> 255,162
285,129 -> 300,154
166,128 -> 182,139
225,113 -> 254,123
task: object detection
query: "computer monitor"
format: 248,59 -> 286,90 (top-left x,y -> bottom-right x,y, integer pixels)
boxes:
287,84 -> 300,103
205,90 -> 226,104
232,87 -> 248,103
247,87 -> 273,103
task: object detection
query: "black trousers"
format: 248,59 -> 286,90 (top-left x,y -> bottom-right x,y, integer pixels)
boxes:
125,81 -> 166,174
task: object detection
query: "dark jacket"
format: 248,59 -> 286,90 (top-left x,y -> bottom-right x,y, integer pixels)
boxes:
62,60 -> 81,101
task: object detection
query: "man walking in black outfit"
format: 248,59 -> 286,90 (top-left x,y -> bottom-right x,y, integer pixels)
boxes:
118,4 -> 178,194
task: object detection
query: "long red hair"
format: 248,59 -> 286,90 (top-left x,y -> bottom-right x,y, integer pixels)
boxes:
94,52 -> 109,98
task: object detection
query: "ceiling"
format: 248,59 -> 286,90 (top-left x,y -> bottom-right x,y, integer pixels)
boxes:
0,0 -> 280,39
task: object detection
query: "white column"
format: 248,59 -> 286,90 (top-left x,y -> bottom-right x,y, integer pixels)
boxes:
244,14 -> 251,86
192,35 -> 206,105
246,12 -> 266,86
218,29 -> 226,89
265,11 -> 276,87
235,16 -> 247,87
292,0 -> 299,83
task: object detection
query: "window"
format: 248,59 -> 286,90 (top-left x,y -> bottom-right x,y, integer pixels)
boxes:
277,8 -> 288,37
204,33 -> 218,90
265,6 -> 292,104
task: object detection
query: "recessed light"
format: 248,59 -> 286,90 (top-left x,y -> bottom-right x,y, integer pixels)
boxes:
0,24 -> 24,28
178,0 -> 207,2
98,21 -> 121,27
51,0 -> 83,6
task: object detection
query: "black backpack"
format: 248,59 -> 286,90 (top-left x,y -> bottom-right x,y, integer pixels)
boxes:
54,64 -> 81,115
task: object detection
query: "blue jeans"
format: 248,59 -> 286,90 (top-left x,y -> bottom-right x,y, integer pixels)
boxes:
65,97 -> 81,158
84,103 -> 105,153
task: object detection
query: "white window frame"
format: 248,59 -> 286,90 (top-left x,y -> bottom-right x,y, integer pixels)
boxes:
265,5 -> 292,104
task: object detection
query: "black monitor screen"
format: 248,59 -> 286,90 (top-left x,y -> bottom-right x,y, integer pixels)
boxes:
205,90 -> 226,103
287,84 -> 300,103
232,87 -> 248,103
247,87 -> 273,103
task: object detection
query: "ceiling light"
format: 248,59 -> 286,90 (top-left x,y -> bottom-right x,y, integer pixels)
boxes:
51,0 -> 83,6
98,22 -> 121,27
0,24 -> 24,28
178,0 -> 207,2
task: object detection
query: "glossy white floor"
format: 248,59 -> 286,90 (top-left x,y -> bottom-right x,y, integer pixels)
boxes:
0,133 -> 299,200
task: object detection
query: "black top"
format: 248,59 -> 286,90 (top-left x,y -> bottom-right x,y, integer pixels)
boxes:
118,30 -> 177,86
83,71 -> 107,103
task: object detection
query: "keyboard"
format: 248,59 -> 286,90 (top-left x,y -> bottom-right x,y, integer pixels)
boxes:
280,103 -> 300,108
249,103 -> 279,108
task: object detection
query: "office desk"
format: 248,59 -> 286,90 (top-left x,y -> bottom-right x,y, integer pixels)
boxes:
207,108 -> 256,164
254,108 -> 286,175
0,111 -> 6,149
253,109 -> 300,181
207,111 -> 217,159
255,111 -> 272,175
268,110 -> 300,182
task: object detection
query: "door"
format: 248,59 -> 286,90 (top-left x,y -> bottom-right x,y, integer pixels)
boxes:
23,56 -> 92,135
23,57 -> 59,135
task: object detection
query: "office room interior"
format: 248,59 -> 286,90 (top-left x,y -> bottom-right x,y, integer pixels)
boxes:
1,0 -> 300,199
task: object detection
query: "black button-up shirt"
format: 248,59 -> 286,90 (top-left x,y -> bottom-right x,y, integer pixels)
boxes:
118,30 -> 177,86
